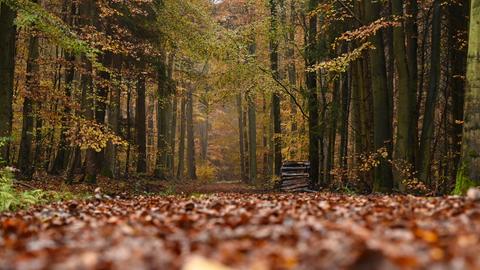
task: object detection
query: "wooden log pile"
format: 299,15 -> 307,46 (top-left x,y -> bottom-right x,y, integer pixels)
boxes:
280,161 -> 310,192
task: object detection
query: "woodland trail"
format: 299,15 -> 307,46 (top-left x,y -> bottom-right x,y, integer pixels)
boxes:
1,192 -> 480,270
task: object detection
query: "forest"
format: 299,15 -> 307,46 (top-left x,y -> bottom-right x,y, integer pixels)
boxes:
1,0 -> 480,269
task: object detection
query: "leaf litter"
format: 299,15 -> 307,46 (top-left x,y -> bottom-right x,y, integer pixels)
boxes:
1,193 -> 480,270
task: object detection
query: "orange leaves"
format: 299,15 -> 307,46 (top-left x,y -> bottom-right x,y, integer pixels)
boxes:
2,193 -> 480,269
414,228 -> 439,244
336,17 -> 401,44
65,116 -> 127,152
308,42 -> 374,73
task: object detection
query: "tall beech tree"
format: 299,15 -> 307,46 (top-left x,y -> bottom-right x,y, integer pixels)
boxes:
0,4 -> 16,161
18,0 -> 40,178
136,69 -> 147,174
306,0 -> 320,188
155,55 -> 170,179
269,0 -> 282,178
364,0 -> 393,192
418,0 -> 441,185
455,0 -> 480,194
391,0 -> 415,188
186,83 -> 197,180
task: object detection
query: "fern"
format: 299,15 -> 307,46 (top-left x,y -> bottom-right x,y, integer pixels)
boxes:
0,168 -> 78,212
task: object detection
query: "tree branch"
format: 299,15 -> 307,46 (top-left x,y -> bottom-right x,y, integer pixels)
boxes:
258,66 -> 309,119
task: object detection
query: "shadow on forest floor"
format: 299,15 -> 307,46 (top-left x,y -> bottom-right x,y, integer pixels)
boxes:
13,176 -> 263,197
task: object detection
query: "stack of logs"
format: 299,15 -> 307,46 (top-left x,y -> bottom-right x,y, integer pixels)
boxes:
279,161 -> 310,192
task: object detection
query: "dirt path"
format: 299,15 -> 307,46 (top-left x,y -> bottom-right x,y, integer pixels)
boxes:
174,180 -> 260,194
1,193 -> 480,269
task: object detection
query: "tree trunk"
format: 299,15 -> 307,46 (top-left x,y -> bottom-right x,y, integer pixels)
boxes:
52,54 -> 73,175
392,0 -> 415,188
287,0 -> 297,138
125,81 -> 132,176
79,0 -> 98,184
326,80 -> 339,187
269,0 -> 282,178
66,67 -> 88,184
177,97 -> 186,179
262,93 -> 270,180
306,0 -> 320,189
102,55 -> 122,178
18,26 -> 40,178
52,0 -> 78,174
167,53 -> 176,174
243,109 -> 249,180
418,0 -> 441,185
246,41 -> 257,183
455,0 -> 480,194
85,51 -> 111,183
200,89 -> 209,162
449,0 -> 469,180
82,61 -> 96,183
186,85 -> 197,180
352,58 -> 372,189
364,0 -> 393,192
406,0 -> 419,164
155,58 -> 169,179
33,106 -> 43,172
136,70 -> 147,174
169,95 -> 177,176
0,4 -> 16,162
237,94 -> 246,181
339,69 -> 350,172
248,93 -> 257,183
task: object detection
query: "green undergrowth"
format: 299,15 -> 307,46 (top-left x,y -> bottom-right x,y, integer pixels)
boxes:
454,164 -> 477,195
0,168 -> 88,212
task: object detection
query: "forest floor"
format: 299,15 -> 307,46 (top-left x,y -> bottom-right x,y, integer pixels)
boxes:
2,186 -> 480,270
13,177 -> 258,197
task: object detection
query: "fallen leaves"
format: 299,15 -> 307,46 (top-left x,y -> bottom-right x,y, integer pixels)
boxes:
1,193 -> 480,269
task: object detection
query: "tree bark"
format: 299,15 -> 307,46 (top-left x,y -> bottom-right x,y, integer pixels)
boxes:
82,60 -> 96,183
237,94 -> 246,181
125,81 -> 133,176
269,0 -> 282,178
455,0 -> 480,194
0,4 -> 16,162
306,0 -> 320,189
449,0 -> 469,180
200,89 -> 209,162
243,109 -> 249,180
53,0 -> 78,175
406,0 -> 419,163
177,97 -> 186,179
186,85 -> 197,180
167,53 -> 176,174
85,51 -> 111,183
392,0 -> 415,188
339,69 -> 350,172
65,63 -> 86,184
287,0 -> 297,137
155,57 -> 169,179
102,55 -> 122,178
18,24 -> 40,178
262,93 -> 270,180
418,0 -> 441,185
248,93 -> 257,183
136,69 -> 147,174
169,94 -> 177,176
364,0 -> 393,192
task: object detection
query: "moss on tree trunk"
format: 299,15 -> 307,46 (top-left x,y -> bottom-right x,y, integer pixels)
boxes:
455,0 -> 480,194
